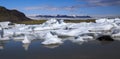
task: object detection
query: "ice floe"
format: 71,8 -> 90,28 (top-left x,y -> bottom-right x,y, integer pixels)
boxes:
0,18 -> 120,45
41,32 -> 63,45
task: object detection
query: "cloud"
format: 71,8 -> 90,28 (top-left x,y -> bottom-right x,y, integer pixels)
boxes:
88,0 -> 120,6
24,0 -> 120,12
24,5 -> 79,11
77,0 -> 120,7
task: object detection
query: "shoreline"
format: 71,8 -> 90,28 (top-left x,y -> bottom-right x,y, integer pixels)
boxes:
15,19 -> 96,24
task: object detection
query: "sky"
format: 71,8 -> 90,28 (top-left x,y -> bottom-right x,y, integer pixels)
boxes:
0,0 -> 120,17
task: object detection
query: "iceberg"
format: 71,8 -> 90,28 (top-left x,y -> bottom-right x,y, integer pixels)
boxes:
34,18 -> 66,31
41,32 -> 63,45
0,18 -> 120,46
22,35 -> 31,43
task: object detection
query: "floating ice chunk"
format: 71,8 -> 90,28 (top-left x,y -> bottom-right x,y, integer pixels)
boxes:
81,36 -> 94,41
42,39 -> 63,45
111,28 -> 120,34
53,27 -> 90,37
22,35 -> 31,43
41,32 -> 63,45
0,27 -> 4,38
18,26 -> 29,30
70,36 -> 94,45
69,37 -> 85,45
74,36 -> 85,42
34,18 -> 66,31
75,36 -> 93,42
96,18 -> 107,23
96,18 -> 118,23
89,24 -> 114,34
114,18 -> 120,25
0,37 -> 10,41
106,19 -> 114,23
111,23 -> 119,28
0,27 -> 10,41
114,18 -> 120,22
42,18 -> 65,27
0,21 -> 11,28
112,33 -> 120,41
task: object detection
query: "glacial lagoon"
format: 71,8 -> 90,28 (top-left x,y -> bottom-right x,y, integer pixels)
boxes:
0,38 -> 120,59
1,18 -> 120,59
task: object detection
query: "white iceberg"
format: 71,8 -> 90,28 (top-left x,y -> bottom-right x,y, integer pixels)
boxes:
22,35 -> 31,44
41,32 -> 63,45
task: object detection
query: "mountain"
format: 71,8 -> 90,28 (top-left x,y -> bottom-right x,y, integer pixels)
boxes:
0,6 -> 31,22
36,14 -> 91,18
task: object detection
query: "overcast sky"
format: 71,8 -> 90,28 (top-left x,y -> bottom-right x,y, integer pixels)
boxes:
0,0 -> 120,16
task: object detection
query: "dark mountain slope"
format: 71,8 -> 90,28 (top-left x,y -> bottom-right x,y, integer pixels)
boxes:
0,6 -> 31,22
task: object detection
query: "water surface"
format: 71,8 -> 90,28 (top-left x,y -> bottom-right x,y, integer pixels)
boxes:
0,39 -> 120,59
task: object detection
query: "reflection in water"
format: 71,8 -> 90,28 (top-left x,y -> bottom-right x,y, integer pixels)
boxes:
0,36 -> 117,50
22,43 -> 30,51
97,35 -> 114,41
43,44 -> 60,49
71,40 -> 85,45
97,35 -> 115,45
0,41 -> 5,50
0,36 -> 120,59
99,41 -> 114,45
0,41 -> 8,50
63,36 -> 94,45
